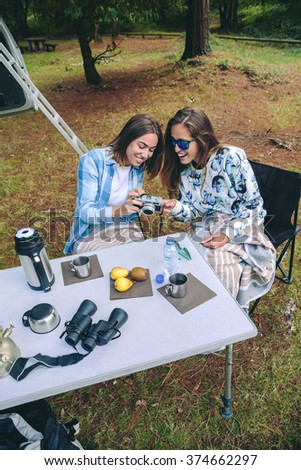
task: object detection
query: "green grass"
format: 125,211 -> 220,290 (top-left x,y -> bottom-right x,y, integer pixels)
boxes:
0,35 -> 300,450
270,95 -> 301,131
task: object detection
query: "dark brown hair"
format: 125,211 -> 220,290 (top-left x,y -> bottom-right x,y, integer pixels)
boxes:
109,114 -> 163,179
161,108 -> 221,192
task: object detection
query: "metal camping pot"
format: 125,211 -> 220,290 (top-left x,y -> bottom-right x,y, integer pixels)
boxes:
0,325 -> 21,378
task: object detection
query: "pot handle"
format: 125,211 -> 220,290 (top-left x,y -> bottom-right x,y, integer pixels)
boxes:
32,254 -> 51,292
164,283 -> 173,296
22,311 -> 30,327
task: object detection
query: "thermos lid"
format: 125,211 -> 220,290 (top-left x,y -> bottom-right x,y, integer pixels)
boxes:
15,227 -> 36,239
30,303 -> 55,320
22,303 -> 60,334
15,227 -> 45,256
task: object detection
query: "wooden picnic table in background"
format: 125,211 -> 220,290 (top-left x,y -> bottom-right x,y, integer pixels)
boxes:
20,38 -> 58,53
26,37 -> 46,52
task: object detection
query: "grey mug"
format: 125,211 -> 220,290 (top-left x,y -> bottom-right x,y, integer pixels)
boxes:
68,256 -> 91,279
165,273 -> 188,298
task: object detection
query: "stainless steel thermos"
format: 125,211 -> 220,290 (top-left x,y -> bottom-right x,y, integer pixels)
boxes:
14,227 -> 55,292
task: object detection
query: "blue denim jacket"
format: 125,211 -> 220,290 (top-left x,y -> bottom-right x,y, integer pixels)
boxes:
64,147 -> 144,254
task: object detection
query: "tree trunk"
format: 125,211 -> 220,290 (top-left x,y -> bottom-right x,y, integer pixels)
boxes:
73,18 -> 102,85
181,0 -> 211,60
218,1 -> 228,30
218,0 -> 239,31
227,0 -> 238,30
22,0 -> 29,38
13,0 -> 28,38
111,20 -> 118,40
94,21 -> 101,43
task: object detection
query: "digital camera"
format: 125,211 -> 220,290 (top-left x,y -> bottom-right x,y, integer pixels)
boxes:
134,194 -> 163,216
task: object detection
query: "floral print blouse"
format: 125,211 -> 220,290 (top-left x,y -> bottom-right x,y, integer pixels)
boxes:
169,146 -> 267,243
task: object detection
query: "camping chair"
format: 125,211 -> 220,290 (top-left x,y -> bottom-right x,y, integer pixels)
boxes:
249,160 -> 301,315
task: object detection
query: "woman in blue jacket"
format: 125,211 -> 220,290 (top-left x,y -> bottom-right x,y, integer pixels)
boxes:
65,114 -> 163,254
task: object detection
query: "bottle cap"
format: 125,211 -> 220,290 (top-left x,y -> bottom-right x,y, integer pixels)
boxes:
155,274 -> 165,284
166,236 -> 175,245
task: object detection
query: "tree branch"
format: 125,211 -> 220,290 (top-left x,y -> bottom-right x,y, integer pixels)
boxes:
93,40 -> 123,63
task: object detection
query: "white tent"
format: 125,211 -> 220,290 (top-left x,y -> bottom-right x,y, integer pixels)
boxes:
0,17 -> 37,117
0,18 -> 88,156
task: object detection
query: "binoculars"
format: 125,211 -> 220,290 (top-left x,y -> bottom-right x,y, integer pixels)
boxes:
62,299 -> 128,352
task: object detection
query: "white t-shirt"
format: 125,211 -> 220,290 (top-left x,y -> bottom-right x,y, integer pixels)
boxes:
108,164 -> 131,206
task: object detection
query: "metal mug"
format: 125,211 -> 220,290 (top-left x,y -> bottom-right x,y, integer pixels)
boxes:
68,256 -> 91,279
165,273 -> 188,298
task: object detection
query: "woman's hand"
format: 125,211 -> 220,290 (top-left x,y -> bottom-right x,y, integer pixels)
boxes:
128,187 -> 145,199
201,233 -> 229,249
162,199 -> 177,215
122,188 -> 145,215
113,188 -> 145,216
121,196 -> 143,215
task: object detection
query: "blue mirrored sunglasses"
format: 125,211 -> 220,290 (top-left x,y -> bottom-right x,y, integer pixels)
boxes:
171,138 -> 196,150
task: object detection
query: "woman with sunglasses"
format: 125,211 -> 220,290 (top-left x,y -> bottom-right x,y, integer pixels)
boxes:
64,114 -> 163,254
161,107 -> 275,310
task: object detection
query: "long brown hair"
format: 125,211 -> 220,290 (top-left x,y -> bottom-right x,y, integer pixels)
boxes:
109,114 -> 163,179
161,108 -> 221,192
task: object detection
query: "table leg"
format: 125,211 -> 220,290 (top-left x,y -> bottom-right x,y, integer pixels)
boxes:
220,344 -> 234,419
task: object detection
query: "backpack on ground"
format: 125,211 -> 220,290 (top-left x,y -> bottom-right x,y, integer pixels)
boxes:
0,399 -> 83,450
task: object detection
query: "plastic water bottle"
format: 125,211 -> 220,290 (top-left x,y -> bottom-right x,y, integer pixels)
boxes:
163,237 -> 179,276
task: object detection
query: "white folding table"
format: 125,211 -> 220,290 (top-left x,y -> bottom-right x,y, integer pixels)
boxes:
0,233 -> 257,418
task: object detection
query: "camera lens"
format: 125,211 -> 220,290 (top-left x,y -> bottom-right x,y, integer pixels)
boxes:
141,204 -> 155,216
